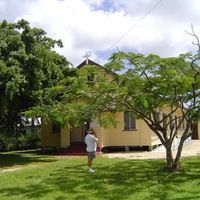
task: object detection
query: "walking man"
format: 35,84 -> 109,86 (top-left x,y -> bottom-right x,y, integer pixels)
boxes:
85,128 -> 98,173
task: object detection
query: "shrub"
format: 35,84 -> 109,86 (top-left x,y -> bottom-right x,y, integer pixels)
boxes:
0,134 -> 17,151
0,129 -> 41,151
17,134 -> 28,149
0,134 -> 7,151
17,130 -> 41,149
26,130 -> 41,149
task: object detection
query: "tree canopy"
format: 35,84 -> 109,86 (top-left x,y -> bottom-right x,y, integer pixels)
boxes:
103,52 -> 200,170
0,19 -> 71,133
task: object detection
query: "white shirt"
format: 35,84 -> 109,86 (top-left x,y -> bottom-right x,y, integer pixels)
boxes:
85,133 -> 98,152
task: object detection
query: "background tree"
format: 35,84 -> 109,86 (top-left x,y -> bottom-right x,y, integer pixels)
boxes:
0,19 -> 71,134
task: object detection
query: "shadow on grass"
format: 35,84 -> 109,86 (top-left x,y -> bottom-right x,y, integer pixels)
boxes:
0,156 -> 200,199
0,149 -> 56,168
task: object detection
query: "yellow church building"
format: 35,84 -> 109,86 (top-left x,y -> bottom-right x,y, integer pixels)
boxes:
41,59 -> 200,153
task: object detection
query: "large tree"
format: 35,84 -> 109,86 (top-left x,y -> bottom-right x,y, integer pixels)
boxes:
0,19 -> 71,134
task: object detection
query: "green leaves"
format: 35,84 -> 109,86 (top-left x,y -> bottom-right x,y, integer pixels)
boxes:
100,51 -> 200,118
0,19 -> 71,133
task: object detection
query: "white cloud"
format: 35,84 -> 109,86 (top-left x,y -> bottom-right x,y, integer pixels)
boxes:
1,0 -> 200,65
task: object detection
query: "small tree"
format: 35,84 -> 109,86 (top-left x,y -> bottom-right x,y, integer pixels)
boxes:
101,52 -> 199,171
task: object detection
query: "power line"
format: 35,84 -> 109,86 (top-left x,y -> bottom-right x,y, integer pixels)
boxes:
101,0 -> 163,56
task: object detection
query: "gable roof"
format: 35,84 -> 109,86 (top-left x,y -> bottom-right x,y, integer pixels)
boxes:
76,59 -> 116,76
77,59 -> 102,68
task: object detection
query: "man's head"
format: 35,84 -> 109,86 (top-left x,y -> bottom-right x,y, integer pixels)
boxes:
88,128 -> 94,134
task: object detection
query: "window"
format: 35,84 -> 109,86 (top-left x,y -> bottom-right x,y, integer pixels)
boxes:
52,122 -> 61,134
87,73 -> 94,82
124,111 -> 136,130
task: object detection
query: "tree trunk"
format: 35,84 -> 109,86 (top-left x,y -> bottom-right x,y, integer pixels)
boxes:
166,146 -> 174,171
173,137 -> 185,170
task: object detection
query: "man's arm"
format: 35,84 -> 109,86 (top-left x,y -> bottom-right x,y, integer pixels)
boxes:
92,134 -> 98,142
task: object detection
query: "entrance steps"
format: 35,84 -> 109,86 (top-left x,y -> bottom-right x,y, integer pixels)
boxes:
55,142 -> 102,156
55,142 -> 87,156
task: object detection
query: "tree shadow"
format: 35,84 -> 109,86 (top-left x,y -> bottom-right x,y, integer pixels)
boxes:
0,157 -> 200,199
0,150 -> 56,168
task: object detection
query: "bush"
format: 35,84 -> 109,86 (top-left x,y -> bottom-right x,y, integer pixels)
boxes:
17,130 -> 41,149
17,134 -> 28,149
18,131 -> 41,149
0,130 -> 41,151
26,131 -> 41,148
6,137 -> 18,150
0,134 -> 7,151
0,134 -> 17,151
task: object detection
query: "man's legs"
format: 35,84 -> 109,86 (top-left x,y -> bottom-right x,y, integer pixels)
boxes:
88,157 -> 93,168
88,152 -> 95,172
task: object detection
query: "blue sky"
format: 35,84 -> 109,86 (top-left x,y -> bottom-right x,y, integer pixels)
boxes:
0,0 -> 200,66
91,0 -> 120,12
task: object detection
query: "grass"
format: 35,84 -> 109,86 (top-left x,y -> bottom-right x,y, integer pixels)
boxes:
0,150 -> 200,200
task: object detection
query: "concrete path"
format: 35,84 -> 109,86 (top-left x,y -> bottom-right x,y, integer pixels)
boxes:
1,167 -> 23,173
104,140 -> 200,160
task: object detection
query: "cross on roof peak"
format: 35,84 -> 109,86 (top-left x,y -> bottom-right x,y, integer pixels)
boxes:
83,52 -> 91,64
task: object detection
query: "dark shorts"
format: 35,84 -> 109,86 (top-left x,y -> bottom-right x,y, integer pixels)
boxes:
88,151 -> 96,160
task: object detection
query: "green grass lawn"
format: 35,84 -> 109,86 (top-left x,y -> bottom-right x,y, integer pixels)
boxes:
0,150 -> 200,200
